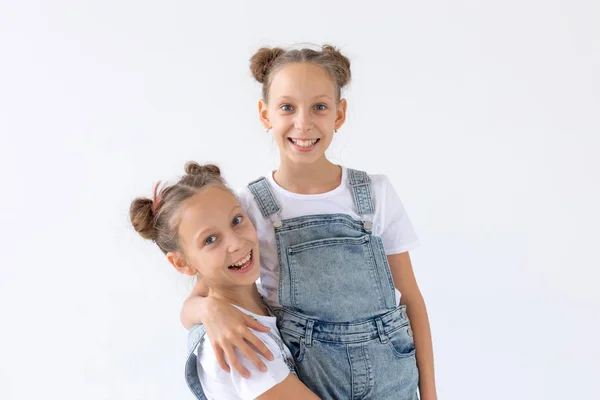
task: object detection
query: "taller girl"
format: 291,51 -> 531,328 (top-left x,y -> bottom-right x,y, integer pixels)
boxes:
183,45 -> 437,400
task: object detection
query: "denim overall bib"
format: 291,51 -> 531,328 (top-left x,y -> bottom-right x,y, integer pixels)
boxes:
246,169 -> 419,399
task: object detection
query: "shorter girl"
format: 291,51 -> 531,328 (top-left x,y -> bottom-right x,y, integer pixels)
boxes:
129,162 -> 318,400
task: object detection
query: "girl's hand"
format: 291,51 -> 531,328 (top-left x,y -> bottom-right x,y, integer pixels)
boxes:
203,297 -> 274,378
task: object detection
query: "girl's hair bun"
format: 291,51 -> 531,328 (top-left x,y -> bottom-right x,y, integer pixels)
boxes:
184,161 -> 221,177
129,198 -> 158,240
250,47 -> 285,83
321,45 -> 351,87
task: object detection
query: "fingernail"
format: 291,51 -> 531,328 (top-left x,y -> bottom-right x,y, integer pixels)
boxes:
260,365 -> 267,372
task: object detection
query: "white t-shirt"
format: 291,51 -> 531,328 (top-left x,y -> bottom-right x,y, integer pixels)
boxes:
196,305 -> 296,400
237,166 -> 420,307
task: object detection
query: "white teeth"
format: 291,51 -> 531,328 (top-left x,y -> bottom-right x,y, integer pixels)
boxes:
231,251 -> 251,267
292,139 -> 318,147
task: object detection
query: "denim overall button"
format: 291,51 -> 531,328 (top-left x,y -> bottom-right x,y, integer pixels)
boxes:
363,221 -> 373,232
273,220 -> 282,228
364,235 -> 370,241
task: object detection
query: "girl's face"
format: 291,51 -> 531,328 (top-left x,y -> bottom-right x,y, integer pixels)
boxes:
259,63 -> 347,165
167,187 -> 260,290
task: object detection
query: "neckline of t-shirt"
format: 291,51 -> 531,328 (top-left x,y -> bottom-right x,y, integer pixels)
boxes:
231,304 -> 276,321
266,166 -> 347,200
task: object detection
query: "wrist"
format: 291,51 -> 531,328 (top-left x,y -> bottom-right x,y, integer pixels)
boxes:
419,385 -> 438,400
202,296 -> 229,321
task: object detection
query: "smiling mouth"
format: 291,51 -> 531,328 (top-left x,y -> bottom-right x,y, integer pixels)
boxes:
288,138 -> 320,148
228,250 -> 253,271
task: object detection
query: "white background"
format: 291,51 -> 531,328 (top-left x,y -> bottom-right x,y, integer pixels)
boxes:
1,1 -> 599,399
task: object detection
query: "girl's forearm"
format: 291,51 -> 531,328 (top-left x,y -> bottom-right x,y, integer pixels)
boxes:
404,297 -> 437,400
180,294 -> 210,330
180,278 -> 210,329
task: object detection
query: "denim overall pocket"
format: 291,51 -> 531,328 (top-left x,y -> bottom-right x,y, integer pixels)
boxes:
387,323 -> 416,358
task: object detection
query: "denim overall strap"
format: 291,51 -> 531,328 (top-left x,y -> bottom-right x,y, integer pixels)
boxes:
184,325 -> 208,400
347,168 -> 375,215
247,177 -> 281,218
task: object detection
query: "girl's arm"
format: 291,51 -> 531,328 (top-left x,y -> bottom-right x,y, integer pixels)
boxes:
181,279 -> 275,377
387,251 -> 438,400
257,374 -> 320,400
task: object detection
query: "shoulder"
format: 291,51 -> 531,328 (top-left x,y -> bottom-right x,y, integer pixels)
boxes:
344,167 -> 391,197
197,327 -> 284,373
367,173 -> 391,192
344,167 -> 390,187
346,169 -> 408,219
236,184 -> 262,217
236,175 -> 272,204
198,329 -> 292,398
236,184 -> 254,204
195,334 -> 231,382
366,173 -> 394,213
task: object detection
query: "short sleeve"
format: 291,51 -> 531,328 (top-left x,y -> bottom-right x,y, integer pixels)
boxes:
376,175 -> 420,255
200,329 -> 292,400
228,351 -> 291,399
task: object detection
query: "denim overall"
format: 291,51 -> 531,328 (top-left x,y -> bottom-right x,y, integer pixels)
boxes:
185,324 -> 209,400
246,169 -> 419,399
183,169 -> 419,399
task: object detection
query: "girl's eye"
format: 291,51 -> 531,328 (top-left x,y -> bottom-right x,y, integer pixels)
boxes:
204,236 -> 217,245
232,216 -> 243,226
281,104 -> 293,112
315,104 -> 327,111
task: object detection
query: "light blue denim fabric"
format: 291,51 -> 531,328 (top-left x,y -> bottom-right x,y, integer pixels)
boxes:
185,324 -> 208,400
246,169 -> 419,399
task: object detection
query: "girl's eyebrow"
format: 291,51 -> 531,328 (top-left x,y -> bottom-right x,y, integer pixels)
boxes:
229,205 -> 243,215
193,205 -> 241,243
275,95 -> 296,102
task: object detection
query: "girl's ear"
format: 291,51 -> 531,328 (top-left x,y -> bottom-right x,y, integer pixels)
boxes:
166,252 -> 197,276
334,98 -> 347,132
259,99 -> 271,130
